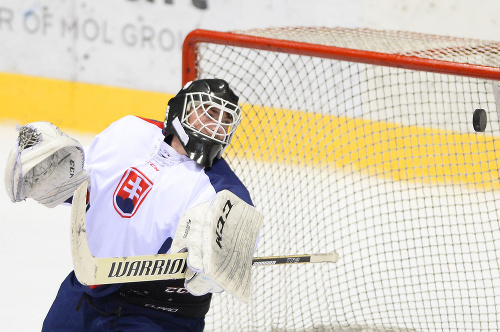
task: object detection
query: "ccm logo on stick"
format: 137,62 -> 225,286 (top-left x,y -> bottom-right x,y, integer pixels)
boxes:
215,199 -> 233,249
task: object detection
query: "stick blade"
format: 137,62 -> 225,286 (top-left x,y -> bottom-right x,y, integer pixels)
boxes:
70,179 -> 97,286
70,180 -> 189,285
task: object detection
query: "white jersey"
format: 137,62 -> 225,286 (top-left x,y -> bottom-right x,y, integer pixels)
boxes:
84,115 -> 252,258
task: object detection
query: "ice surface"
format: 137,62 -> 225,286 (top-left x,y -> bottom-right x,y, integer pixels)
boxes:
0,121 -> 95,331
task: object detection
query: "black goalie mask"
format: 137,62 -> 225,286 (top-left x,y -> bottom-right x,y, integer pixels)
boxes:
163,79 -> 242,167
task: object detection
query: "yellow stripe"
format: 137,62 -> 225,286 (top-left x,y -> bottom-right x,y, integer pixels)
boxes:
228,106 -> 500,190
2,71 -> 499,190
0,71 -> 172,133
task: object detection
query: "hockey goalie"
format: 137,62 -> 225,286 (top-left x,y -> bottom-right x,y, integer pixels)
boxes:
4,78 -> 263,331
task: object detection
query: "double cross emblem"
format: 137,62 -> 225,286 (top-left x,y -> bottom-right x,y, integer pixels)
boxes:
113,167 -> 153,218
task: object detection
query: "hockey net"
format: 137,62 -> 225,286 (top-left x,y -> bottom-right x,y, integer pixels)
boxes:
183,27 -> 500,331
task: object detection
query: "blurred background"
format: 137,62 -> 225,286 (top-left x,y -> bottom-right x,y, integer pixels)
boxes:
2,0 -> 500,132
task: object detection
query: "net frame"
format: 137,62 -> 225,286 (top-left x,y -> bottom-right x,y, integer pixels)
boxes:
183,28 -> 500,83
182,27 -> 500,332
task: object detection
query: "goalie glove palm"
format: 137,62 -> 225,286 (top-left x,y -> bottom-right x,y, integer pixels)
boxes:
4,121 -> 89,208
171,202 -> 222,296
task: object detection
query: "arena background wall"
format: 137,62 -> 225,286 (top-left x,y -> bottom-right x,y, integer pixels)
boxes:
1,0 -> 500,133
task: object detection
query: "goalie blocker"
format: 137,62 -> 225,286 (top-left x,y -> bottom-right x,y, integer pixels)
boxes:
171,189 -> 264,302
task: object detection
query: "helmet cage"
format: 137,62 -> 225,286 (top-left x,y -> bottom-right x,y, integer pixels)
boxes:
182,92 -> 242,148
163,79 -> 242,167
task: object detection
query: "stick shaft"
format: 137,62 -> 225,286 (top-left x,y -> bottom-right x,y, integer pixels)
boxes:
252,252 -> 339,266
83,252 -> 339,285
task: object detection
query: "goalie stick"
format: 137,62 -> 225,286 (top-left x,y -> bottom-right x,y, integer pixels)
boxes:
71,180 -> 339,286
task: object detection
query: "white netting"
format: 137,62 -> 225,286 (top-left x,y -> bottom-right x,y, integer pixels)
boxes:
188,27 -> 500,331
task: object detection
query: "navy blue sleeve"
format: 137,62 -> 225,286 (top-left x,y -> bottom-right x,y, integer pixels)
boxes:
205,158 -> 253,206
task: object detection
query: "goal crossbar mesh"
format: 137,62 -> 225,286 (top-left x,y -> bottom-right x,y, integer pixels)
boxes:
183,27 -> 500,332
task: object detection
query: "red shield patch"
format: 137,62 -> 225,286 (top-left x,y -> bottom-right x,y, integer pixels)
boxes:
113,167 -> 153,218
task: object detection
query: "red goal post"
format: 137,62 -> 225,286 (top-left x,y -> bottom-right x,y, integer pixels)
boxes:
183,28 -> 500,83
182,27 -> 500,332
